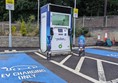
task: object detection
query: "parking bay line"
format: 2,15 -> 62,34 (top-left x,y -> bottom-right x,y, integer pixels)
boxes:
50,60 -> 99,83
85,56 -> 118,66
97,60 -> 106,83
73,52 -> 118,83
72,52 -> 118,66
107,78 -> 118,83
34,52 -> 47,59
75,57 -> 85,72
34,52 -> 99,83
60,55 -> 72,65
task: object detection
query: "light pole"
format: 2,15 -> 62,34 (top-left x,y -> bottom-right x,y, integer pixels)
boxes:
9,10 -> 12,48
104,0 -> 107,27
37,0 -> 40,29
73,0 -> 76,46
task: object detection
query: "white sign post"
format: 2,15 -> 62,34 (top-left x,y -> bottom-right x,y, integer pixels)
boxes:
73,0 -> 78,46
6,0 -> 14,48
73,8 -> 78,18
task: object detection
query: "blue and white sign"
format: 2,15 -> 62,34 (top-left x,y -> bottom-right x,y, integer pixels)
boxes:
0,53 -> 67,83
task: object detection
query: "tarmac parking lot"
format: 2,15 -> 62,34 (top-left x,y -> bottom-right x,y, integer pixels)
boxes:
0,47 -> 118,83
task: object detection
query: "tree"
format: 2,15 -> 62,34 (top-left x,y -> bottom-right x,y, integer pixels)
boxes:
0,0 -> 8,21
107,0 -> 118,15
13,0 -> 37,21
78,0 -> 104,16
0,0 -> 118,21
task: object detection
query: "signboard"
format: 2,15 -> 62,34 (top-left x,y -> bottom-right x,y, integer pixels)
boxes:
73,8 -> 78,18
6,0 -> 14,10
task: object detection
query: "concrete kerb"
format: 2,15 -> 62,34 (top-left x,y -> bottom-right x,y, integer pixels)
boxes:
0,49 -> 39,54
72,46 -> 118,51
0,46 -> 117,54
90,46 -> 118,51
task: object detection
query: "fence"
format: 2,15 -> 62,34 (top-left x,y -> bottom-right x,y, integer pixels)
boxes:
0,22 -> 37,36
0,22 -> 20,36
0,16 -> 118,36
76,15 -> 118,28
76,16 -> 118,41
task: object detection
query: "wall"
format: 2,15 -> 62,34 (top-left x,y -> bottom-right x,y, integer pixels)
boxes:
75,37 -> 97,46
0,36 -> 96,47
89,27 -> 118,41
76,16 -> 118,41
0,16 -> 118,47
0,36 -> 39,47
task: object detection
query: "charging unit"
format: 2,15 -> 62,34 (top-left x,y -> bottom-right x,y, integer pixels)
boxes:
40,3 -> 72,56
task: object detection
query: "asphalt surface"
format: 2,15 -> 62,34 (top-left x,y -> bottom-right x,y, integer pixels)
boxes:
28,48 -> 118,83
27,52 -> 92,83
0,47 -> 118,83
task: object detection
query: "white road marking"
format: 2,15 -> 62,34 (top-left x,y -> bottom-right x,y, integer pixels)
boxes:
50,60 -> 99,83
107,78 -> 118,83
34,52 -> 99,83
34,52 -> 47,59
60,55 -> 72,65
97,60 -> 106,83
71,52 -> 78,56
75,57 -> 85,72
35,52 -> 118,83
85,56 -> 118,66
107,81 -> 112,83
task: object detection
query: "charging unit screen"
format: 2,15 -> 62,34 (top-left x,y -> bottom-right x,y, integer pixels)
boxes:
58,29 -> 63,32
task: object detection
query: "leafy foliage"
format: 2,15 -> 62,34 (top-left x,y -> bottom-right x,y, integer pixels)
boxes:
13,0 -> 37,21
20,19 -> 27,36
75,27 -> 91,37
26,15 -> 35,33
11,25 -> 16,35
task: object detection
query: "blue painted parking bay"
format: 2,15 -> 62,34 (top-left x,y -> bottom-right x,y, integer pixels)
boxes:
86,48 -> 118,58
0,53 -> 67,83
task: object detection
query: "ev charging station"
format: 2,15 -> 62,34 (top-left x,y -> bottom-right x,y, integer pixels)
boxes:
40,3 -> 72,56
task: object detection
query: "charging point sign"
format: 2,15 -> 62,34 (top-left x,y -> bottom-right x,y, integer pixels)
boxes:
73,8 -> 78,18
6,0 -> 14,10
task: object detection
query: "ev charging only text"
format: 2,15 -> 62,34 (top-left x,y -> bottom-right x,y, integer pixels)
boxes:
0,69 -> 46,80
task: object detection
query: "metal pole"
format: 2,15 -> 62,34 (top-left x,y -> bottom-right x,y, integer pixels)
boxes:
104,0 -> 107,27
106,16 -> 107,27
38,0 -> 41,48
73,0 -> 76,46
83,16 -> 85,27
9,10 -> 12,47
37,0 -> 39,28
